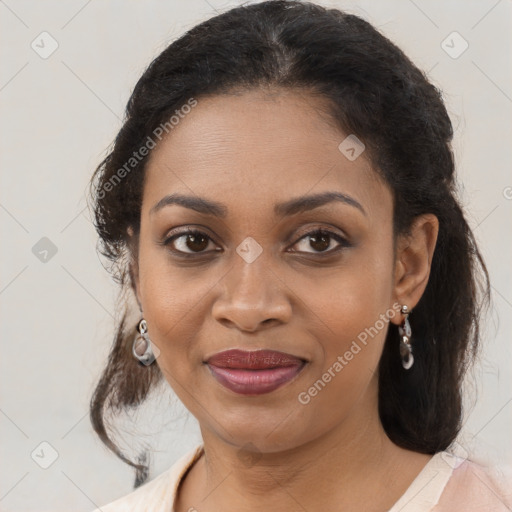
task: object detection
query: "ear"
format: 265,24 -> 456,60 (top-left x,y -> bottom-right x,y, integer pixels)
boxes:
390,213 -> 439,325
127,225 -> 143,312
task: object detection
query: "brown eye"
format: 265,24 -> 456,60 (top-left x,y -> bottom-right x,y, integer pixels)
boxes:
165,229 -> 216,254
308,232 -> 330,252
292,229 -> 348,254
183,232 -> 209,252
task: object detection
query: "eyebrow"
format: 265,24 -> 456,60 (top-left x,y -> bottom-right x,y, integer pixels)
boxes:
149,191 -> 366,218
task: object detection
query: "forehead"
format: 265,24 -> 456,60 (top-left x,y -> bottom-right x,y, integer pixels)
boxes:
142,88 -> 391,221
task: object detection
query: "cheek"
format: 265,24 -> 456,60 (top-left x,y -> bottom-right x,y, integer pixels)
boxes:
295,288 -> 394,432
299,236 -> 395,389
309,244 -> 394,342
136,239 -> 208,369
308,283 -> 391,387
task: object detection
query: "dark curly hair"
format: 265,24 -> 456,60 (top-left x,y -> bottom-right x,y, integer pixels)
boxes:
88,0 -> 490,488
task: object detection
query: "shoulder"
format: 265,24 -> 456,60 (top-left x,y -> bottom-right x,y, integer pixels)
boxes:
89,445 -> 204,512
434,456 -> 512,511
389,451 -> 512,512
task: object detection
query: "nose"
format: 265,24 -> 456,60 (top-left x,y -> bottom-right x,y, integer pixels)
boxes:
212,254 -> 292,332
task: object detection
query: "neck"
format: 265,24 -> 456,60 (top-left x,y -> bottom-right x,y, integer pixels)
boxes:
177,386 -> 432,512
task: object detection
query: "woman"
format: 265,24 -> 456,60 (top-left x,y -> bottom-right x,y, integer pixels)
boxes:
88,1 -> 511,510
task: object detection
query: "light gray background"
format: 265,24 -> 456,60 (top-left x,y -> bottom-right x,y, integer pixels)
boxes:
1,1 -> 511,510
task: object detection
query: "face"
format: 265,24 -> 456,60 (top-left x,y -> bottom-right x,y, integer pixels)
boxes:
133,88 -> 400,452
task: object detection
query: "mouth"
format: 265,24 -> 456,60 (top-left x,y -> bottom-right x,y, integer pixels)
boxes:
205,349 -> 307,396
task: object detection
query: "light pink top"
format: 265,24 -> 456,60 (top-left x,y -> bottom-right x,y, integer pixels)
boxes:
91,445 -> 512,511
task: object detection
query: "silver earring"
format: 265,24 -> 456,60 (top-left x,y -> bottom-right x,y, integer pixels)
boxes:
398,305 -> 414,370
132,319 -> 156,366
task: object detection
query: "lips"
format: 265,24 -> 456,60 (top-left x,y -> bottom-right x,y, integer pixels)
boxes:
205,349 -> 306,395
206,349 -> 305,369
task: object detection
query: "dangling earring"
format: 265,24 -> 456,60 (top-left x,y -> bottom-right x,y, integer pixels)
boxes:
132,319 -> 156,366
398,305 -> 414,370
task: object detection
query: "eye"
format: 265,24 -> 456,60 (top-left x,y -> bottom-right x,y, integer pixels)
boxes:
290,228 -> 349,254
163,228 -> 219,255
161,227 -> 350,257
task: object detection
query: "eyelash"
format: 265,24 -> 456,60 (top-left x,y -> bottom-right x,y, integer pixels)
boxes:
161,227 -> 351,257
